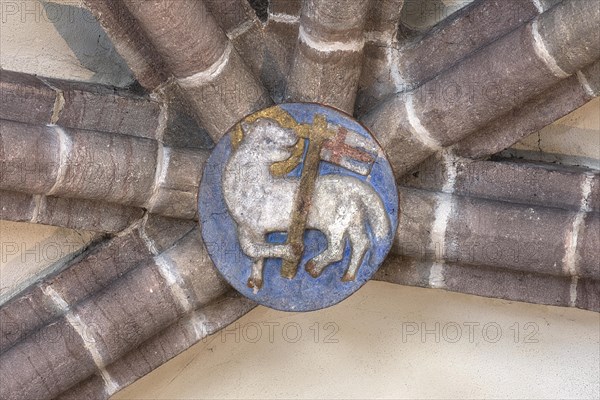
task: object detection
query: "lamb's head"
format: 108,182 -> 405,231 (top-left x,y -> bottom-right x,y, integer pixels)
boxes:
239,118 -> 299,163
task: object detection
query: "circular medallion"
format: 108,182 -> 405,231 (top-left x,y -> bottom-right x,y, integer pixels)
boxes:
198,103 -> 398,311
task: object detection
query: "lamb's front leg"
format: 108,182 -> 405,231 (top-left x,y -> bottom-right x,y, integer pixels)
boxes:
248,259 -> 264,292
238,228 -> 294,290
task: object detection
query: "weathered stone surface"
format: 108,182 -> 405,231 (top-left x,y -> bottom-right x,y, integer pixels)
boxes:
576,214 -> 600,280
0,191 -> 35,222
401,158 -> 599,212
157,81 -> 213,149
74,261 -> 183,364
123,0 -> 228,79
444,195 -> 573,276
361,94 -> 436,176
269,0 -> 302,16
234,19 -> 298,103
393,187 -> 596,279
0,190 -> 143,233
58,293 -> 255,400
48,231 -> 152,306
362,1 -> 600,177
576,279 -> 600,312
357,0 -> 556,114
287,42 -> 365,112
374,255 -> 430,288
52,128 -> 157,204
356,0 -> 404,114
204,0 -> 257,33
453,64 -> 597,159
536,0 -> 600,75
0,121 -> 60,194
55,374 -> 106,400
147,147 -> 208,219
0,70 -> 55,125
287,0 -> 370,113
83,0 -> 170,90
398,0 -> 544,89
143,214 -> 197,254
37,196 -> 144,233
0,319 -> 96,400
393,188 -> 438,259
412,25 -> 557,145
0,232 -> 148,354
179,47 -> 272,141
442,261 -> 573,308
45,78 -> 161,139
376,256 -> 576,309
589,174 -> 600,213
0,285 -> 59,354
580,60 -> 600,95
159,230 -> 229,307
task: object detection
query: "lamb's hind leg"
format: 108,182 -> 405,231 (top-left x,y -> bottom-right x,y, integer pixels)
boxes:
343,225 -> 369,282
305,231 -> 345,278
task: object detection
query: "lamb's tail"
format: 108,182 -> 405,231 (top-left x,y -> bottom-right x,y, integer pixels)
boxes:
361,188 -> 391,241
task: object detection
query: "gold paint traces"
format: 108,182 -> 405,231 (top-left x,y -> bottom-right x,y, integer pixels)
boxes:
231,106 -> 311,176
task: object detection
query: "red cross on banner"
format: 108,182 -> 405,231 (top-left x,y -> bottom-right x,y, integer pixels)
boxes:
320,125 -> 378,175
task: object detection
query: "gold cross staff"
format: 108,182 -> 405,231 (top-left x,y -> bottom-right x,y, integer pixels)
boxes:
281,114 -> 337,279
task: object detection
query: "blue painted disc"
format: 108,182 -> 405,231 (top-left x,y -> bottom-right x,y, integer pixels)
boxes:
198,103 -> 398,311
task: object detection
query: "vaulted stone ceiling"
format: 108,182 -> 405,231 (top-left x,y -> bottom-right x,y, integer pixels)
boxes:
0,0 -> 598,399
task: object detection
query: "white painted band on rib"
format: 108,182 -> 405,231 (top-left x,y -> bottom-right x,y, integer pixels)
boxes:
562,173 -> 594,276
189,311 -> 209,341
428,262 -> 446,289
46,125 -> 72,196
145,145 -> 170,211
298,25 -> 364,53
364,28 -> 395,45
532,0 -> 545,13
531,20 -> 570,79
154,253 -> 194,312
405,93 -> 443,151
569,276 -> 579,307
155,101 -> 168,142
139,213 -> 159,256
431,193 -> 454,263
30,195 -> 45,223
227,19 -> 254,40
269,12 -> 300,24
441,152 -> 458,194
41,285 -> 119,395
178,43 -> 232,87
576,70 -> 596,97
388,42 -> 406,92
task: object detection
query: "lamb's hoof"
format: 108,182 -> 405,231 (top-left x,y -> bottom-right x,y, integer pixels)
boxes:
247,277 -> 263,291
305,260 -> 321,278
341,272 -> 355,282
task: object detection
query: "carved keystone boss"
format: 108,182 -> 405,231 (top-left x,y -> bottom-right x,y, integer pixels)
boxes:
199,103 -> 398,311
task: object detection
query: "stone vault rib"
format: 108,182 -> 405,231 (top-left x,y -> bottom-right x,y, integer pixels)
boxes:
120,0 -> 272,142
0,227 -> 230,400
0,215 -> 195,354
0,69 -> 213,149
376,255 -> 599,312
286,0 -> 371,113
393,186 -> 598,281
0,119 -> 207,220
361,0 -> 600,177
451,59 -> 600,159
0,190 -> 144,233
356,0 -> 561,114
57,293 -> 255,400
